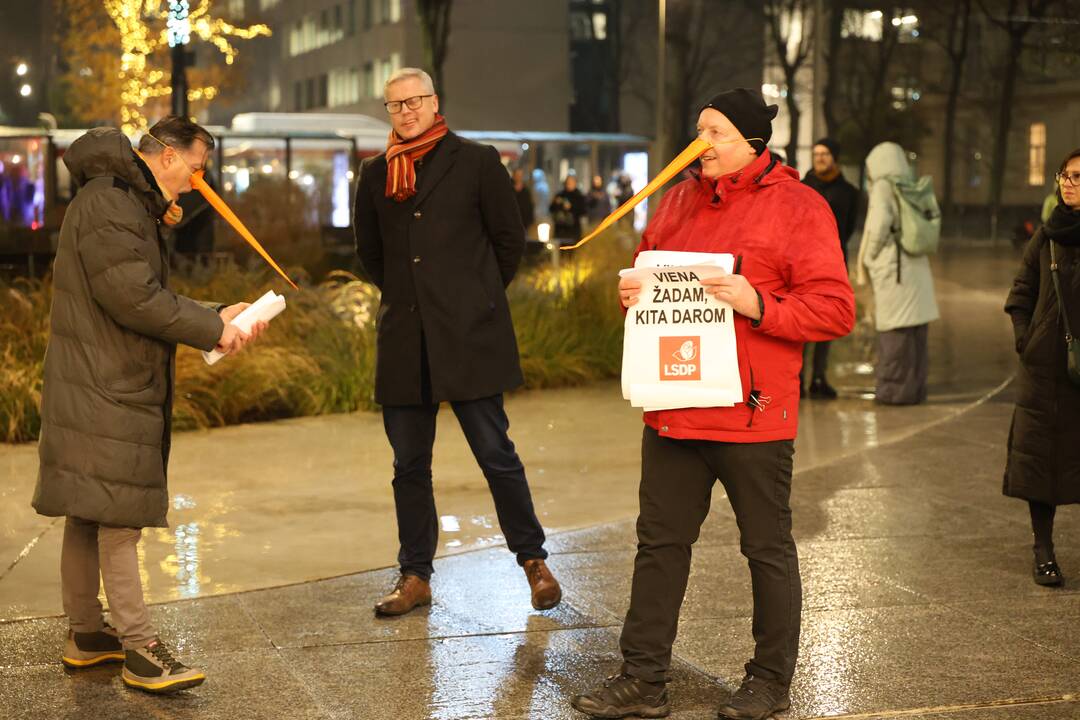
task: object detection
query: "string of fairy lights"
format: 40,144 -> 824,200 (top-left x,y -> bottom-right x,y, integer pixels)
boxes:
103,0 -> 270,134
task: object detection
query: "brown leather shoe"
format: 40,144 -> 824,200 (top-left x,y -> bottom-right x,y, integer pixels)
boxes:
523,559 -> 562,610
374,574 -> 431,616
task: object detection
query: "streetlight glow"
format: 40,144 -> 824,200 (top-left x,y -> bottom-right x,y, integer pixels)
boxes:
15,63 -> 28,77
168,0 -> 192,48
19,84 -> 32,97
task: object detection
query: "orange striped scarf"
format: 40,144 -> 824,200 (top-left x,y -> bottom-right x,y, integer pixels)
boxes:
385,115 -> 449,202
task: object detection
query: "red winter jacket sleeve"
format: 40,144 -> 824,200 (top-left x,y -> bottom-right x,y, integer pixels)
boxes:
753,193 -> 856,343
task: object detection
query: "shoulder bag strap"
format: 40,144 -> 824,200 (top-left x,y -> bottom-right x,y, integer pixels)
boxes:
1049,240 -> 1074,343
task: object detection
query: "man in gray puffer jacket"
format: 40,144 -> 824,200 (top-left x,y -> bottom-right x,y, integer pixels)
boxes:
32,116 -> 261,694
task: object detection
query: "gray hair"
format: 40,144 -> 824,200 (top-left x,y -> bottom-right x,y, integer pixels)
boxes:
384,67 -> 436,98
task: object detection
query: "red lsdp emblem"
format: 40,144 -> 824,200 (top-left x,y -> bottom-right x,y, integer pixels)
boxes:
659,336 -> 701,381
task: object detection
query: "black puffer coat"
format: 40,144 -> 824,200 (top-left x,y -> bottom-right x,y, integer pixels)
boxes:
1004,208 -> 1080,505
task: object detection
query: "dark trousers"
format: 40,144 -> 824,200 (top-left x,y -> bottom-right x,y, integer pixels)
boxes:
875,324 -> 929,405
620,427 -> 800,686
801,341 -> 831,383
382,394 -> 548,581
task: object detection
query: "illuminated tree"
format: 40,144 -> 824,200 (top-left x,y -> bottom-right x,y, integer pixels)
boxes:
57,0 -> 270,134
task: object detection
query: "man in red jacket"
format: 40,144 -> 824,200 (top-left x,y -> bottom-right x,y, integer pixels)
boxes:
571,89 -> 855,720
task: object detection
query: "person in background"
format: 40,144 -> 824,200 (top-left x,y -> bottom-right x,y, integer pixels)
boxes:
531,167 -> 551,223
1003,148 -> 1080,587
550,174 -> 587,243
801,138 -> 860,399
857,141 -> 939,405
512,168 -> 535,232
586,174 -> 612,224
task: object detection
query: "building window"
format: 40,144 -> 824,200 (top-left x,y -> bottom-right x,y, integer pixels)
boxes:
294,80 -> 303,111
379,58 -> 395,91
364,0 -> 373,29
329,67 -> 360,107
592,12 -> 607,39
225,0 -> 244,19
259,0 -> 280,9
842,9 -> 883,40
289,9 -> 347,56
371,0 -> 400,25
363,62 -> 376,99
570,10 -> 592,40
1029,122 -> 1047,187
842,9 -> 919,42
305,77 -> 315,109
347,0 -> 356,35
890,81 -> 921,111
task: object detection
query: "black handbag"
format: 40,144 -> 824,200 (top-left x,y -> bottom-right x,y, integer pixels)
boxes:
1049,239 -> 1080,387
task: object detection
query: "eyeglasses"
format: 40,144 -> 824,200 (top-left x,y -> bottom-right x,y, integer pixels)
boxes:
145,132 -> 203,178
1056,171 -> 1080,187
384,95 -> 433,114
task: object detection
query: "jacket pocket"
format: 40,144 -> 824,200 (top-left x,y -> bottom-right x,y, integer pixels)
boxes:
106,366 -> 155,398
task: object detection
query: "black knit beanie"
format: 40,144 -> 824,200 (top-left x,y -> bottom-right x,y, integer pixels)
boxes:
813,137 -> 841,162
700,88 -> 778,155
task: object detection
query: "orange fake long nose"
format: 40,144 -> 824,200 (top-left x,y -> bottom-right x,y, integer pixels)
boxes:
190,170 -> 299,290
560,139 -> 712,251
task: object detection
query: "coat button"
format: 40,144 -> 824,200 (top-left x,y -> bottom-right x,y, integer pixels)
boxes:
413,256 -> 421,263
661,425 -> 669,432
414,211 -> 422,219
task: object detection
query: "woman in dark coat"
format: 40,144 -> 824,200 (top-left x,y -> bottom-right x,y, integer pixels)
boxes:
549,174 -> 586,242
1004,147 -> 1080,586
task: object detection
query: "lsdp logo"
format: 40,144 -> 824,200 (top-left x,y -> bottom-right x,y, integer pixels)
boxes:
659,336 -> 701,381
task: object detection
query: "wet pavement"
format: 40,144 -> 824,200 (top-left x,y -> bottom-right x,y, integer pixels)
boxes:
0,246 -> 1019,619
4,245 -> 1078,718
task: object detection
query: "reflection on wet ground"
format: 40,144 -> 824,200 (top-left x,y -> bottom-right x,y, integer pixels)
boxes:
0,247 -> 1020,619
4,245 -> 1077,718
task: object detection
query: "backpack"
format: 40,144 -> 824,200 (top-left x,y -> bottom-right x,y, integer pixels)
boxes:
889,175 -> 941,282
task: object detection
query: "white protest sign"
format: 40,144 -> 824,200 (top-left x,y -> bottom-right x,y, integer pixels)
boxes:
620,251 -> 743,411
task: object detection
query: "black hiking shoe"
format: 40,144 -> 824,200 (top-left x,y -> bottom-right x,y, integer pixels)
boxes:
717,671 -> 790,719
122,638 -> 205,694
571,672 -> 670,718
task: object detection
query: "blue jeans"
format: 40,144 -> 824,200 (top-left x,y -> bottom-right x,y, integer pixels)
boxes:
382,394 -> 548,580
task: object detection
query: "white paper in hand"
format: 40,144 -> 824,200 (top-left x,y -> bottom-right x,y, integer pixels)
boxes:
202,290 -> 286,365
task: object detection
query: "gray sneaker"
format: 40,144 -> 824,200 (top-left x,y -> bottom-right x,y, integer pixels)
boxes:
122,639 -> 205,694
61,624 -> 125,668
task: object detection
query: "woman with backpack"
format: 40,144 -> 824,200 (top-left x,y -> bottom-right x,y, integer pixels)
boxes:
1004,147 -> 1080,587
857,141 -> 940,404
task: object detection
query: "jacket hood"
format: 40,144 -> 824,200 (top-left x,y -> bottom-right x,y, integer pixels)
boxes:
63,128 -> 169,217
865,142 -> 912,184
